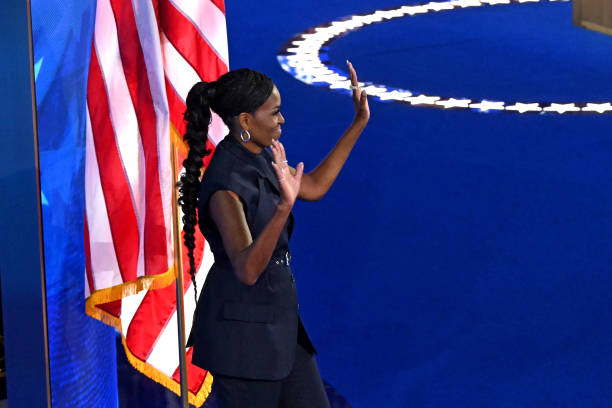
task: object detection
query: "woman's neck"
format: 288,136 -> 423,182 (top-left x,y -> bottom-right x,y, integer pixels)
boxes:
229,132 -> 264,155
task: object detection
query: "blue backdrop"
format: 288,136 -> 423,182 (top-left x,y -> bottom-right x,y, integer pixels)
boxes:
227,1 -> 612,406
32,1 -> 119,406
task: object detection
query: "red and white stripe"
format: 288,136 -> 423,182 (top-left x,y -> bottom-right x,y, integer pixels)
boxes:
85,0 -> 228,402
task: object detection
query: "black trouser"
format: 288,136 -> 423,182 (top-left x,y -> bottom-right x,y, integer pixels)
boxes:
211,343 -> 331,408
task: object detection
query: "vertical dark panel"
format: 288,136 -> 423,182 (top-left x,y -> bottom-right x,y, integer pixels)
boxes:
0,1 -> 51,406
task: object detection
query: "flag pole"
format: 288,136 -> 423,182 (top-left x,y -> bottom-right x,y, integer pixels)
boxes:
170,142 -> 190,408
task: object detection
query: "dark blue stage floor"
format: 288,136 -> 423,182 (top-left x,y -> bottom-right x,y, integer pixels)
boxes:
223,1 -> 612,407
116,1 -> 612,406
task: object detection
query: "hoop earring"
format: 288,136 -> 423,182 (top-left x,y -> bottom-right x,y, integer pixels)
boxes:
240,130 -> 251,143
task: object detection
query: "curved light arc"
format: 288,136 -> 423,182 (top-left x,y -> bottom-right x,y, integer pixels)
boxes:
277,0 -> 612,115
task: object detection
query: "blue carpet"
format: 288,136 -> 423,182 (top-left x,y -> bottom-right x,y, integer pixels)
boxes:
227,1 -> 612,407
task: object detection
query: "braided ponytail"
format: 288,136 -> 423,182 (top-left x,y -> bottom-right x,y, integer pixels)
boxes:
177,69 -> 275,303
177,82 -> 215,305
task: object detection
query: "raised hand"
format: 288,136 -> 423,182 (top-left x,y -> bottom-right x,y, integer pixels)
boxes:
270,140 -> 304,209
347,60 -> 370,124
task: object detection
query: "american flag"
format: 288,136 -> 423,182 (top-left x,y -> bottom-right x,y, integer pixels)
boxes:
83,0 -> 228,404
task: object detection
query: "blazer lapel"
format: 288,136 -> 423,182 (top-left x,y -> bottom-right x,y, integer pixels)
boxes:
224,137 -> 281,193
256,150 -> 281,193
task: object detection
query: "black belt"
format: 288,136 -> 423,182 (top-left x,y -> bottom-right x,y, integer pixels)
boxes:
214,250 -> 291,267
271,250 -> 291,267
272,250 -> 295,285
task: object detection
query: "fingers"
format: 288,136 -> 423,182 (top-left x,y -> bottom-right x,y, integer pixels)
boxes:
360,90 -> 368,108
271,140 -> 287,162
347,60 -> 358,86
347,60 -> 361,109
357,89 -> 370,121
271,140 -> 289,176
271,140 -> 296,184
294,162 -> 304,184
270,161 -> 285,181
270,141 -> 282,163
277,140 -> 287,161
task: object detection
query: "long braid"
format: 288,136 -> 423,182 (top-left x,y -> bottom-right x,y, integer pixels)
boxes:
177,82 -> 214,305
177,69 -> 274,304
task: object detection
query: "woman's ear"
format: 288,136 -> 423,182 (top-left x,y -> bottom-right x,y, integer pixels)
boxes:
237,112 -> 250,130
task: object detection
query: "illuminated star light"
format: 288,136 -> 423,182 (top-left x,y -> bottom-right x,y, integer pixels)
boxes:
352,14 -> 383,25
362,85 -> 389,96
408,94 -> 441,105
582,103 -> 612,113
371,10 -> 396,21
381,9 -> 409,18
278,0 -> 612,116
378,90 -> 414,101
543,103 -> 580,114
425,1 -> 455,11
480,0 -> 511,4
469,100 -> 505,111
328,79 -> 355,89
450,0 -> 484,7
505,102 -> 542,113
400,5 -> 430,15
435,98 -> 472,108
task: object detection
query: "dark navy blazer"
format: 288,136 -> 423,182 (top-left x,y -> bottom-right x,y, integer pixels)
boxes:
188,136 -> 314,381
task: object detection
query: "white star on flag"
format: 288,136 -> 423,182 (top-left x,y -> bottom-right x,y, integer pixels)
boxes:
582,103 -> 612,113
543,103 -> 580,114
469,100 -> 505,111
435,98 -> 472,108
505,103 -> 542,113
408,94 -> 441,105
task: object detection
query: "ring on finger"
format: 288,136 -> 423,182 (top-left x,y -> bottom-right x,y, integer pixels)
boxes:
350,85 -> 360,90
281,160 -> 288,164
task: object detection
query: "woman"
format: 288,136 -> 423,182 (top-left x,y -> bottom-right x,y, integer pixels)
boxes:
178,61 -> 369,407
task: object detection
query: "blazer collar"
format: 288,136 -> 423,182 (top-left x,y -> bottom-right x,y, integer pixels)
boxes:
223,136 -> 281,193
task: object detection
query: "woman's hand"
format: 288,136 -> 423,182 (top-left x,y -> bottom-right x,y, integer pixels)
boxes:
348,60 -> 370,125
270,140 -> 304,209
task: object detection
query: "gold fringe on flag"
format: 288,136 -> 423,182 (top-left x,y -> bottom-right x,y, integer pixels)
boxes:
85,264 -> 212,407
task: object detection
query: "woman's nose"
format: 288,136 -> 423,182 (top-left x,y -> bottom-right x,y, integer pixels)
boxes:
278,112 -> 285,124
